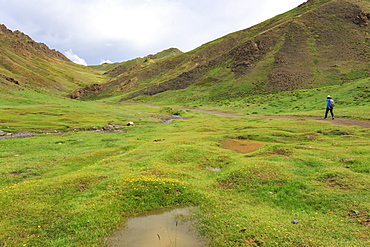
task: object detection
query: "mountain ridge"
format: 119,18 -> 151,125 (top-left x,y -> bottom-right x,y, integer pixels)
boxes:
66,0 -> 370,103
0,24 -> 69,62
2,0 -> 370,104
0,24 -> 106,93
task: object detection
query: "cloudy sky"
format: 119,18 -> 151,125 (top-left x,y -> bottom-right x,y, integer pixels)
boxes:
1,0 -> 306,65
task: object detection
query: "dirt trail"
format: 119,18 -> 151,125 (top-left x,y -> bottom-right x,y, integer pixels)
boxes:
178,107 -> 370,128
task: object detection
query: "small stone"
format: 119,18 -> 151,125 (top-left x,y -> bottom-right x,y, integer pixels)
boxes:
361,219 -> 370,226
291,219 -> 299,224
103,125 -> 115,130
340,158 -> 354,162
349,210 -> 361,216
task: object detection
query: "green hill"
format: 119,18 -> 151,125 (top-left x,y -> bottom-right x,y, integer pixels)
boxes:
68,0 -> 370,105
0,24 -> 106,95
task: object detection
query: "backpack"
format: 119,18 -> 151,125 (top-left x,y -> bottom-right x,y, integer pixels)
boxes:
330,99 -> 335,107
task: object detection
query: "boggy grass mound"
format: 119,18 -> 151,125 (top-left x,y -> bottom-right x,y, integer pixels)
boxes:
217,162 -> 315,211
0,108 -> 369,246
118,174 -> 198,210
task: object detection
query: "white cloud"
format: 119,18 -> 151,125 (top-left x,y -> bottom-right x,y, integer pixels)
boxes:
100,59 -> 113,64
64,49 -> 87,66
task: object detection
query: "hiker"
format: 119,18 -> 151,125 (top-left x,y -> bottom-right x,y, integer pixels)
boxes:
324,95 -> 334,119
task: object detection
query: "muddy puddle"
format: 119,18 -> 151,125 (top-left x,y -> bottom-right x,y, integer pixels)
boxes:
220,139 -> 270,153
206,167 -> 222,172
108,207 -> 205,247
161,116 -> 188,123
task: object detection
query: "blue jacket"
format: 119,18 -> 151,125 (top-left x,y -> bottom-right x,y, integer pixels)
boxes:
326,99 -> 333,108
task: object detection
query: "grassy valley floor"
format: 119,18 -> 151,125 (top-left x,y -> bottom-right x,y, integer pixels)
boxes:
0,100 -> 369,246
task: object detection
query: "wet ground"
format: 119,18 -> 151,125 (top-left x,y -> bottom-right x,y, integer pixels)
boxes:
0,115 -> 186,140
108,207 -> 205,247
0,132 -> 38,140
3,106 -> 367,141
107,140 -> 268,246
220,139 -> 270,153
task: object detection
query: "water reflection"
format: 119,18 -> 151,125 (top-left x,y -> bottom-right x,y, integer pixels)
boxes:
108,207 -> 205,247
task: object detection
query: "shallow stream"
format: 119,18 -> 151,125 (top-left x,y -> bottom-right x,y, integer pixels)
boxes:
0,132 -> 38,140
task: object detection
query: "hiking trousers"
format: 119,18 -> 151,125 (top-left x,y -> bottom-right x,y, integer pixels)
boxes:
325,107 -> 334,119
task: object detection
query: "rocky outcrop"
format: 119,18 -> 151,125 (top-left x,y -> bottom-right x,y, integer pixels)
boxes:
67,84 -> 104,100
0,74 -> 19,85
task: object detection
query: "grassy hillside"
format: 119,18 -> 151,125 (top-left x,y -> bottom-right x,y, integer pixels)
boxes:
142,76 -> 370,121
70,0 -> 370,105
68,48 -> 183,100
0,24 -> 107,93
